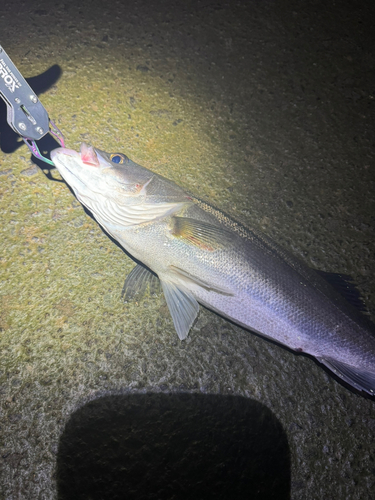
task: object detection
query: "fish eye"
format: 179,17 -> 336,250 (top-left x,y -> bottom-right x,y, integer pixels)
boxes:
110,153 -> 128,164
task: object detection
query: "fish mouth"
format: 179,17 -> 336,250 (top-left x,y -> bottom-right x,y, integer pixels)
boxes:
50,145 -> 97,194
51,143 -> 100,167
50,146 -> 79,163
79,143 -> 100,166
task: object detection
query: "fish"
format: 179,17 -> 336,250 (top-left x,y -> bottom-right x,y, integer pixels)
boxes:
50,143 -> 375,395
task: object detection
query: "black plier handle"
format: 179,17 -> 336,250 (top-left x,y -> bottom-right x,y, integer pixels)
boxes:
0,44 -> 64,165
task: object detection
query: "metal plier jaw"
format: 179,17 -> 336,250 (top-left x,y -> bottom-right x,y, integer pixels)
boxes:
0,45 -> 64,165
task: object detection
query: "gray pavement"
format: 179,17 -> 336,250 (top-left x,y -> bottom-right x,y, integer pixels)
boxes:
0,1 -> 374,498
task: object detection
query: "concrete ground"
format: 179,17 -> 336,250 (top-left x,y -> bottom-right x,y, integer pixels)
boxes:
0,0 -> 374,498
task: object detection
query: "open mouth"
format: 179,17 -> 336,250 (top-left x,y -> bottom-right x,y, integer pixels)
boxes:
51,143 -> 100,168
80,143 -> 100,167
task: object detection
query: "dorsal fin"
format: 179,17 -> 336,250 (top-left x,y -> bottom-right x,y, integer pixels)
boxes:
316,271 -> 368,313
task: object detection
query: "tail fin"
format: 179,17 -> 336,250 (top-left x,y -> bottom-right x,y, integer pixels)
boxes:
318,357 -> 375,395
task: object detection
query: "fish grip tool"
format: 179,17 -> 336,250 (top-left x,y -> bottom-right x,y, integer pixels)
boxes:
0,44 -> 64,165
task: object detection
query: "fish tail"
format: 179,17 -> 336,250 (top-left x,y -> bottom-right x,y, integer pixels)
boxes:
317,357 -> 375,395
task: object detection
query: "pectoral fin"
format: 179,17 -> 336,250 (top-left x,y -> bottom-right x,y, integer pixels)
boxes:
169,265 -> 234,296
160,280 -> 199,340
122,264 -> 160,301
170,217 -> 234,251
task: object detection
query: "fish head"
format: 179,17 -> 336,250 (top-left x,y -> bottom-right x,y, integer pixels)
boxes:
51,143 -> 154,206
51,143 -> 191,228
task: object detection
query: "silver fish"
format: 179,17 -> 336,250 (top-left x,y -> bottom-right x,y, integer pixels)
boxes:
51,143 -> 375,395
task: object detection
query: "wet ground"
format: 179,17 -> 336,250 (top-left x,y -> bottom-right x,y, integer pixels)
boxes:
0,0 -> 375,498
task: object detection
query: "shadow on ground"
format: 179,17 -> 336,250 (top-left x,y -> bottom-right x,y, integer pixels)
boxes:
56,393 -> 290,500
